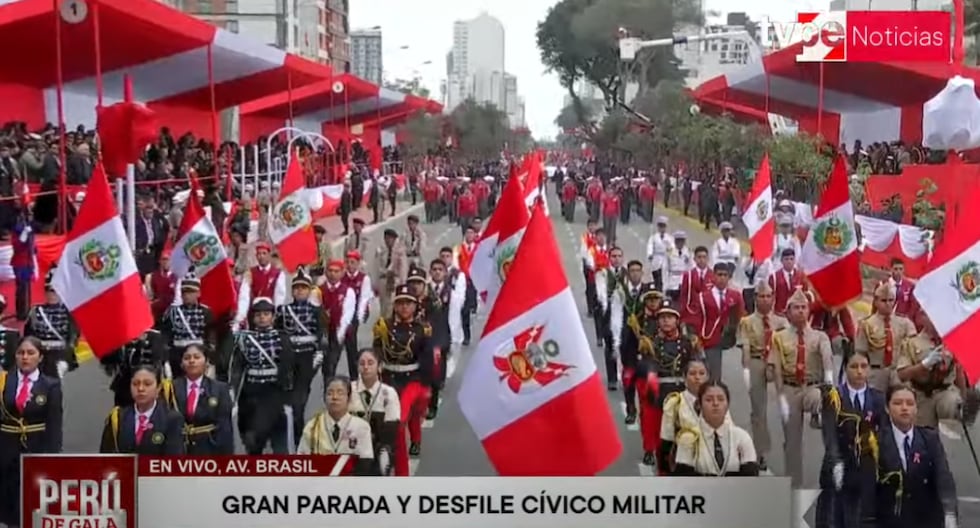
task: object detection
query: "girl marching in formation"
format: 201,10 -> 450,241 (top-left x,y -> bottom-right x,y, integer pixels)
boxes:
579,208 -> 971,525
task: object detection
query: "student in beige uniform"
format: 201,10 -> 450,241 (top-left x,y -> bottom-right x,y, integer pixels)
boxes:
769,287 -> 834,487
854,282 -> 917,392
349,349 -> 401,475
737,284 -> 788,471
298,376 -> 374,475
895,312 -> 970,429
659,358 -> 710,474
672,381 -> 759,477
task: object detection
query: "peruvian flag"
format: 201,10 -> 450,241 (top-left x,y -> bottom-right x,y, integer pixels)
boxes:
269,151 -> 318,272
310,184 -> 371,222
172,178 -> 237,318
521,151 -> 546,211
459,202 -> 622,475
741,153 -> 775,264
800,154 -> 862,308
913,185 -> 980,383
469,165 -> 530,310
51,164 -> 153,357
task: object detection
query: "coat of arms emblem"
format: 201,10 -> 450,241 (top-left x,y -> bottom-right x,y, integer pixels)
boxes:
812,215 -> 853,256
755,199 -> 769,222
76,239 -> 121,280
273,200 -> 307,231
492,324 -> 571,394
181,232 -> 221,268
951,261 -> 980,302
494,243 -> 518,282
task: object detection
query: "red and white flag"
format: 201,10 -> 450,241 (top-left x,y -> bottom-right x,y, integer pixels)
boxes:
269,151 -> 318,272
913,186 -> 980,384
459,202 -> 622,475
800,154 -> 862,308
741,153 -> 775,264
521,151 -> 547,213
469,165 -> 530,310
172,178 -> 237,318
51,164 -> 153,357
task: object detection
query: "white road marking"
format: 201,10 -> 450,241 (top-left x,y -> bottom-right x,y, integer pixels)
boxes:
446,355 -> 458,380
638,463 -> 655,477
619,402 -> 639,431
960,496 -> 980,503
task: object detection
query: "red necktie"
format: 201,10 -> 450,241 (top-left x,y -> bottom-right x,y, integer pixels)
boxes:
796,329 -> 807,385
136,415 -> 150,445
883,316 -> 894,366
186,382 -> 199,417
763,315 -> 772,360
15,375 -> 31,413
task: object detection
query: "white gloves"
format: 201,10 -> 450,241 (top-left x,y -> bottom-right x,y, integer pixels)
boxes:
922,347 -> 944,369
832,462 -> 844,491
163,362 -> 174,380
779,394 -> 791,423
313,352 -> 324,371
824,370 -> 834,385
56,361 -> 69,379
378,449 -> 391,476
944,513 -> 957,528
742,368 -> 751,389
230,319 -> 242,331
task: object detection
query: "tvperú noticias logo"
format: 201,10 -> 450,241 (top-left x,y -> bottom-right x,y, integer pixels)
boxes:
761,11 -> 952,63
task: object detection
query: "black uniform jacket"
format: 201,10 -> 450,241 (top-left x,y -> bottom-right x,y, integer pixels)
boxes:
875,424 -> 957,528
169,376 -> 234,454
99,404 -> 186,455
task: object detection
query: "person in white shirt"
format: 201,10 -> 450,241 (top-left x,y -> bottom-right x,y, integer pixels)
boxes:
646,216 -> 674,291
774,216 -> 802,264
234,242 -> 288,328
665,231 -> 692,301
349,349 -> 401,475
672,381 -> 758,476
710,221 -> 741,274
298,376 -> 375,475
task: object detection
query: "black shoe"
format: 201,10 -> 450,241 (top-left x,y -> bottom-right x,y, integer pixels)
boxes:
642,451 -> 656,466
607,382 -> 618,391
624,409 -> 637,425
810,412 -> 821,430
462,339 -> 470,347
426,406 -> 438,421
758,457 -> 768,472
409,442 -> 421,457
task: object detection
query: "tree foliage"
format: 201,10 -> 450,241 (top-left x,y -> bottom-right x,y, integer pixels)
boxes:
396,110 -> 442,159
449,99 -> 515,160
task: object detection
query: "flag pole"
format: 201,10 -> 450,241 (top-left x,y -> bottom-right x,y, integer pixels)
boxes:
54,0 -> 67,233
123,76 -> 136,248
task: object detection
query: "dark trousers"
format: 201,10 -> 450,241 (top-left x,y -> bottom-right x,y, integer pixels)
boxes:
584,267 -> 598,317
593,311 -> 617,385
340,212 -> 350,234
343,323 -> 359,377
237,382 -> 290,454
651,269 -> 664,292
462,279 -> 476,343
13,267 -> 30,320
291,349 -> 317,447
321,334 -> 344,378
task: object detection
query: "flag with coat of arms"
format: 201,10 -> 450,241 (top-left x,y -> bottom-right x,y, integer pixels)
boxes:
469,166 -> 530,310
269,150 -> 320,272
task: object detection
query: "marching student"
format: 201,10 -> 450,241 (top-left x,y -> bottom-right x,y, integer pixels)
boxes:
349,349 -> 400,475
99,364 -> 184,455
166,344 -> 234,455
298,375 -> 374,476
0,337 -> 64,527
24,271 -> 78,380
659,358 -> 709,475
672,381 -> 759,476
275,268 -> 323,447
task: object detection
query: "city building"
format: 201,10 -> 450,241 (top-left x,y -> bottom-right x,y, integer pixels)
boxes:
829,0 -> 948,10
350,28 -> 383,85
447,12 -> 506,111
164,0 -> 349,71
675,20 -> 754,89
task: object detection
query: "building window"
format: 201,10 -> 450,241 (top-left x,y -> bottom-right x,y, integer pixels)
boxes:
198,0 -> 212,13
294,26 -> 299,48
225,20 -> 239,33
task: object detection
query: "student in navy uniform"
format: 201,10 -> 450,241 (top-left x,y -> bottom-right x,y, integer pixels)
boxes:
876,384 -> 958,528
0,295 -> 21,372
99,365 -> 185,455
164,344 -> 234,455
816,350 -> 888,528
24,270 -> 78,380
0,337 -> 63,526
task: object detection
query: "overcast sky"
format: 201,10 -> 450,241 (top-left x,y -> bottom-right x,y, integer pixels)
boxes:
349,0 -> 828,140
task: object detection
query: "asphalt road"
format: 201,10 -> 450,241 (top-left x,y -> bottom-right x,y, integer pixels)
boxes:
61,191 -> 980,520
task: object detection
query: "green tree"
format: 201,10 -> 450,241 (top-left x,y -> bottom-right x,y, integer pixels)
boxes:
449,99 -> 512,160
396,110 -> 442,160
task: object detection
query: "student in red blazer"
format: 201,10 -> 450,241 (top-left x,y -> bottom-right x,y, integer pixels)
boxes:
768,248 -> 807,314
697,262 -> 746,382
680,246 -> 713,327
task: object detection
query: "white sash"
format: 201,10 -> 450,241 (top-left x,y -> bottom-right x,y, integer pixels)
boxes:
36,307 -> 65,342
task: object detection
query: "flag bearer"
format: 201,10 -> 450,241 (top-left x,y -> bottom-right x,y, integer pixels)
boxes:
318,260 -> 356,378
454,229 -> 479,344
737,284 -> 788,471
100,330 -> 168,407
235,242 -> 287,327
610,259 -> 648,424
596,246 -> 627,391
349,348 -> 401,475
423,258 -> 464,419
298,375 -> 375,475
621,285 -> 664,462
24,271 -> 78,380
373,285 -> 436,475
167,344 -> 234,455
276,268 -> 323,447
228,297 -> 295,455
646,216 -> 674,292
342,251 -> 374,375
0,336 -> 64,527
854,282 -> 917,392
159,271 -> 215,379
579,220 -> 599,317
441,245 -> 473,346
770,287 -> 835,487
896,312 -> 978,429
633,298 -> 702,470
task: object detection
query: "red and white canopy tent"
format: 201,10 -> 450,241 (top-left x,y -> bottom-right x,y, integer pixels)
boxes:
692,42 -> 980,146
0,0 -> 330,138
693,95 -> 771,129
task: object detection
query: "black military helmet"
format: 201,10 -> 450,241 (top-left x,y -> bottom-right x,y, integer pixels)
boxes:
640,283 -> 663,302
393,285 -> 417,303
406,267 -> 427,283
251,297 -> 275,313
292,267 -> 313,288
181,269 -> 201,291
657,298 -> 681,318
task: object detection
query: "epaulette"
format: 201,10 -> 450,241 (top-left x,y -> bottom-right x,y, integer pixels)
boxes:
373,318 -> 389,340
663,392 -> 682,413
825,385 -> 842,415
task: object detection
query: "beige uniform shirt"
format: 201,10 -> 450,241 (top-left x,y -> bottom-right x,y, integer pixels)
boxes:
673,418 -> 757,475
297,412 -> 374,458
769,325 -> 834,385
738,312 -> 789,360
854,313 -> 917,368
895,334 -> 957,386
